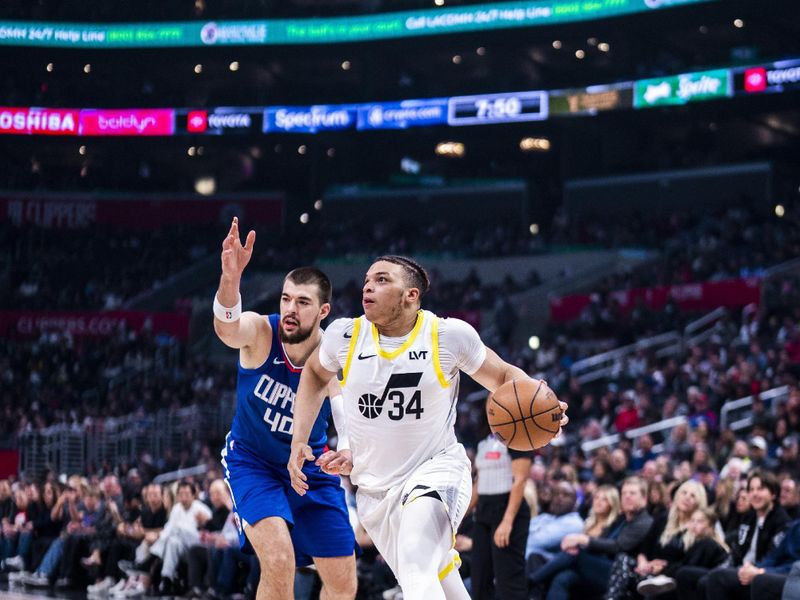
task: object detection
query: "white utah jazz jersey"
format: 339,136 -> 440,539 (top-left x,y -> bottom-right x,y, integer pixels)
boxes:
319,310 -> 486,493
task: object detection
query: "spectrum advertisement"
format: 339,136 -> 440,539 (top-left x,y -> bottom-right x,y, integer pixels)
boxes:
0,1 -> 715,48
263,105 -> 358,134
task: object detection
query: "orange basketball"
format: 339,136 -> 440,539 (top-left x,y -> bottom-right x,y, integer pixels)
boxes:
486,378 -> 563,450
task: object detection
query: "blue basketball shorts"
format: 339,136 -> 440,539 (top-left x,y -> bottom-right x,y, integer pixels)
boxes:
221,435 -> 356,567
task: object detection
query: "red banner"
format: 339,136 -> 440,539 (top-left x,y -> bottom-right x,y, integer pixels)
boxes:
549,278 -> 762,322
0,451 -> 18,479
79,108 -> 175,136
0,107 -> 79,135
0,311 -> 190,340
0,194 -> 283,229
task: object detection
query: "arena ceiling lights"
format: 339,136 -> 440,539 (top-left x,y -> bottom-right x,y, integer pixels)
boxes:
0,0 -> 714,48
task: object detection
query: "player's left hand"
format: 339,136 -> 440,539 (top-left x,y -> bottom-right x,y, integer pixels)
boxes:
288,442 -> 315,496
554,401 -> 569,438
317,449 -> 353,476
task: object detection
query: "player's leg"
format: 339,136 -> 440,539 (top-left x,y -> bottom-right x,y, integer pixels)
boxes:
245,517 -> 295,600
395,495 -> 464,600
314,554 -> 358,600
223,444 -> 296,600
293,474 -> 358,600
439,549 -> 470,600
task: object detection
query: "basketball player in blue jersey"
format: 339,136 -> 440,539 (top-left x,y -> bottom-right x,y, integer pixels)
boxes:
213,217 -> 357,600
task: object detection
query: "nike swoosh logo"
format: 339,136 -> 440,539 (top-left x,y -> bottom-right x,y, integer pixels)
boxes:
273,357 -> 285,365
344,332 -> 352,339
357,353 -> 376,360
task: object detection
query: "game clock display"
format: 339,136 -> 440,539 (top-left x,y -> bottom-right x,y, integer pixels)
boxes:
447,91 -> 548,125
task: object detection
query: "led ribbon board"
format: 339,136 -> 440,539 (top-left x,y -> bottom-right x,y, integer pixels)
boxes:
0,1 -> 715,47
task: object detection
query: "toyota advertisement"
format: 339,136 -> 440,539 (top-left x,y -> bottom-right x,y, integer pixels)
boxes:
183,108 -> 261,134
735,59 -> 800,95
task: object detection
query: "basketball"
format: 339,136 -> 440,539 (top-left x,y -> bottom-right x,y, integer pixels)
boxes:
486,378 -> 562,450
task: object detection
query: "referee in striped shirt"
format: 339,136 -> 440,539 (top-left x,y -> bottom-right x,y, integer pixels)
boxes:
469,430 -> 533,600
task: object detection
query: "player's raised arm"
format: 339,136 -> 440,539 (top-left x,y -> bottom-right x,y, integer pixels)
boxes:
213,217 -> 262,350
288,346 -> 337,495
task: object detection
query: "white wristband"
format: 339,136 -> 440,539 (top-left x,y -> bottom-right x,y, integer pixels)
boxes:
214,294 -> 242,323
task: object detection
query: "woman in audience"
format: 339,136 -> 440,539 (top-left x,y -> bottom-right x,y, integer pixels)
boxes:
1,486 -> 34,570
637,507 -> 729,597
527,485 -> 620,598
606,479 -> 707,599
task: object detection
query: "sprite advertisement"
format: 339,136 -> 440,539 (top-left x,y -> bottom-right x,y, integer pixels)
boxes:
634,69 -> 731,108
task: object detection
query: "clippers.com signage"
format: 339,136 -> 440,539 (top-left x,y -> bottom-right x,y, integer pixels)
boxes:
0,107 -> 79,135
79,108 -> 175,136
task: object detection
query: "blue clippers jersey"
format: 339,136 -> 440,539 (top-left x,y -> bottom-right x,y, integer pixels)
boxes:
229,313 -> 331,465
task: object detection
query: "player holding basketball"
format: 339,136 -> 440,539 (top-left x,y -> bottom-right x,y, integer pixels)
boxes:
288,255 -> 568,600
214,217 -> 357,600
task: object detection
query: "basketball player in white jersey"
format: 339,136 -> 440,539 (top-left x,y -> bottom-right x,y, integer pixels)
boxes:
288,255 -> 569,600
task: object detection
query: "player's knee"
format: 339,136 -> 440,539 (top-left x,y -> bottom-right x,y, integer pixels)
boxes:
257,547 -> 294,576
397,540 -> 437,579
323,572 -> 358,598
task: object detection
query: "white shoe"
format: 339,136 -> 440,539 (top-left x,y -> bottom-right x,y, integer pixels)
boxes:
8,570 -> 29,584
108,578 -> 128,594
26,572 -> 51,587
637,575 -> 677,596
121,580 -> 146,597
4,555 -> 25,571
382,585 -> 403,600
88,576 -> 116,594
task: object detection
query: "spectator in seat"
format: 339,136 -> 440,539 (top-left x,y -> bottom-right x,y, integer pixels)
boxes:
609,480 -> 707,599
681,469 -> 789,599
638,507 -> 729,597
703,518 -> 800,600
55,485 -> 107,589
148,480 -> 211,595
1,486 -> 34,570
525,481 -> 584,568
527,484 -> 620,598
749,437 -> 777,471
610,449 -> 632,487
108,483 -> 169,597
779,477 -> 800,521
185,479 -> 231,597
547,477 -> 653,600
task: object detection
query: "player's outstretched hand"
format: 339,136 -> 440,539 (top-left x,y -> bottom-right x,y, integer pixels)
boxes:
317,449 -> 353,476
554,401 -> 569,439
221,216 -> 256,278
288,442 -> 315,496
